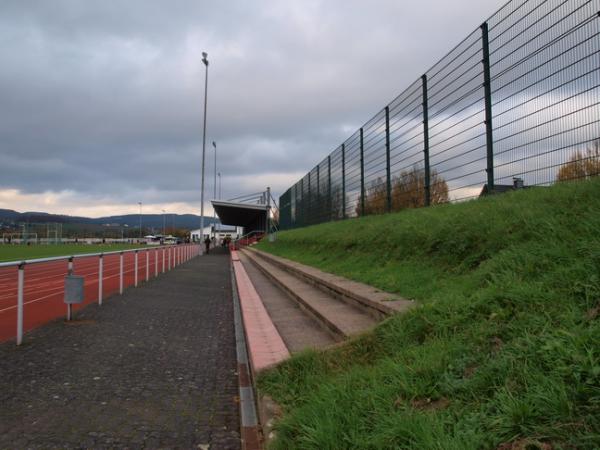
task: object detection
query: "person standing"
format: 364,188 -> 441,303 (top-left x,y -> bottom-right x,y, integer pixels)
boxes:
204,235 -> 211,254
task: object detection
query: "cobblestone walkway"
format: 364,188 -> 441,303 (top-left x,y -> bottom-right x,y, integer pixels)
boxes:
0,247 -> 240,449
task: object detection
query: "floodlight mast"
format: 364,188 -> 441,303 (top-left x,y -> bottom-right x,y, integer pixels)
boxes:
217,172 -> 221,199
212,141 -> 217,238
200,52 -> 209,250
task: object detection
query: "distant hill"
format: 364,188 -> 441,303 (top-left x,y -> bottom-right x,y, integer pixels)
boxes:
0,209 -> 216,230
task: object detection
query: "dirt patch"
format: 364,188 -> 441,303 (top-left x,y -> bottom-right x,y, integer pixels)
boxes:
496,438 -> 553,450
463,364 -> 477,378
259,394 -> 283,447
409,396 -> 450,411
490,336 -> 504,352
585,305 -> 599,320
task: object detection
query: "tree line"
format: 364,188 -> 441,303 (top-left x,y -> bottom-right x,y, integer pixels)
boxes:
287,139 -> 599,225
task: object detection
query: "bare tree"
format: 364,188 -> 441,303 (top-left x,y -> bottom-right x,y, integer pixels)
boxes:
391,166 -> 448,210
355,178 -> 388,216
356,167 -> 449,216
557,140 -> 600,182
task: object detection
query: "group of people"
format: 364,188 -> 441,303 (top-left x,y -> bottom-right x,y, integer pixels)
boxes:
203,235 -> 232,254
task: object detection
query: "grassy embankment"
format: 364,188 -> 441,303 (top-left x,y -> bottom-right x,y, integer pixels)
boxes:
256,178 -> 600,449
0,244 -> 146,263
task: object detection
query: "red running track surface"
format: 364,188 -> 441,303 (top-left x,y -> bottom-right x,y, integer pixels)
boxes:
0,245 -> 198,343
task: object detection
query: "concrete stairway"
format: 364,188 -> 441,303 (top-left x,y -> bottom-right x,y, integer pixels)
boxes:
239,248 -> 414,344
237,251 -> 335,351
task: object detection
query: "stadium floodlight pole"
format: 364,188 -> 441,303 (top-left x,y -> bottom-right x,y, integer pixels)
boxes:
213,141 -> 217,199
218,172 -> 221,199
212,141 -> 217,238
200,52 -> 209,251
138,202 -> 142,241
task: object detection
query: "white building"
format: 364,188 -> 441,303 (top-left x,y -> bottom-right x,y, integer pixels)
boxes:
190,224 -> 243,242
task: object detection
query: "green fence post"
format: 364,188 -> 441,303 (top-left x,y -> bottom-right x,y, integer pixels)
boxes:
360,128 -> 365,217
342,143 -> 346,219
308,171 -> 311,224
385,106 -> 392,212
422,74 -> 431,207
316,164 -> 320,223
328,155 -> 332,221
481,22 -> 494,193
300,177 -> 304,226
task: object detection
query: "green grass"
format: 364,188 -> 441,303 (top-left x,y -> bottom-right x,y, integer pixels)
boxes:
0,244 -> 147,262
256,178 -> 600,449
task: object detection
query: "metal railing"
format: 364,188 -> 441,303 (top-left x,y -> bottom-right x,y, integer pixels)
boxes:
0,244 -> 201,345
231,231 -> 265,250
279,0 -> 600,230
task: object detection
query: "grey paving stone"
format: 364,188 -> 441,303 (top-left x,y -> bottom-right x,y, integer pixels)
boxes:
0,247 -> 240,449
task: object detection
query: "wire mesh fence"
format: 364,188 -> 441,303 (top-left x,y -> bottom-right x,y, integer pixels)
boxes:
279,0 -> 600,230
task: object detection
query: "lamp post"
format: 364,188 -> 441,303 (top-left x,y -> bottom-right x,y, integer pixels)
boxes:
162,209 -> 166,236
138,202 -> 142,241
200,51 -> 209,250
212,141 -> 217,238
213,142 -> 217,199
218,172 -> 221,199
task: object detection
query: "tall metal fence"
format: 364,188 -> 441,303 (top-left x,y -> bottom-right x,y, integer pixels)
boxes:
279,0 -> 600,230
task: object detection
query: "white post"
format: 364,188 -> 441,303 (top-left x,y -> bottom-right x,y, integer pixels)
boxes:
134,251 -> 138,287
154,248 -> 157,277
162,248 -> 165,273
146,250 -> 150,281
119,253 -> 124,294
17,263 -> 24,345
67,258 -> 73,321
98,255 -> 103,305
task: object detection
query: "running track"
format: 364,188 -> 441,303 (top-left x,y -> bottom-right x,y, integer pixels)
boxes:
0,245 -> 199,343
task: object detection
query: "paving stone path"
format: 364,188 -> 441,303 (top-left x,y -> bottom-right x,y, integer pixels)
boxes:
0,247 -> 240,449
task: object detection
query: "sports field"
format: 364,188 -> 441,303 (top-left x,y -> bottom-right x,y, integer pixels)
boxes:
0,244 -> 146,263
0,244 -> 198,343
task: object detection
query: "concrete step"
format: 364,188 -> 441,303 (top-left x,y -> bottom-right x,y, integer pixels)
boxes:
246,248 -> 415,320
241,249 -> 378,341
238,251 -> 336,352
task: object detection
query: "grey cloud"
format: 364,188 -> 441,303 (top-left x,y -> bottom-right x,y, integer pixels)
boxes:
0,0 -> 507,212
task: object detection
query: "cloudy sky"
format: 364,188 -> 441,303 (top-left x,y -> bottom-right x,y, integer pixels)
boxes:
0,0 -> 507,217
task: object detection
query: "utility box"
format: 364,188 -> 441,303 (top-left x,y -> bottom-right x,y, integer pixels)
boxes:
64,275 -> 84,304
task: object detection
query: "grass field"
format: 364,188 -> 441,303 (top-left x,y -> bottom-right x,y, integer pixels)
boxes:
0,244 -> 147,263
256,178 -> 600,449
